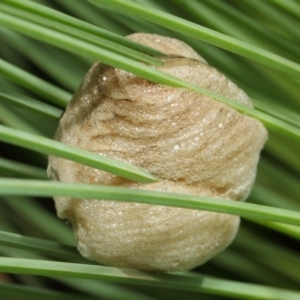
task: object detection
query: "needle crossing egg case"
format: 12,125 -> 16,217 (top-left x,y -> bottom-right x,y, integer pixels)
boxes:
48,33 -> 268,272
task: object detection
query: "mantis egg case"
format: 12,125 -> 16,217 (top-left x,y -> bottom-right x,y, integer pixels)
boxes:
48,33 -> 267,272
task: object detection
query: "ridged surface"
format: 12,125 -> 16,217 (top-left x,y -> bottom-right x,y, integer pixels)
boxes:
48,33 -> 267,271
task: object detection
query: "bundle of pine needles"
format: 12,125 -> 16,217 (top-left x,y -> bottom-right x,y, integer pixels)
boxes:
0,1 -> 299,299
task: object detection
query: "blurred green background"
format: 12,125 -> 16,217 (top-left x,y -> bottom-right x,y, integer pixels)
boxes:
0,1 -> 299,299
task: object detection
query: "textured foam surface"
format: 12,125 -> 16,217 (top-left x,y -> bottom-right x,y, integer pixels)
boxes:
48,33 -> 268,271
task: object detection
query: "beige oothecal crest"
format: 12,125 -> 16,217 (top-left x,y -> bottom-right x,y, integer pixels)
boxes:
48,33 -> 267,271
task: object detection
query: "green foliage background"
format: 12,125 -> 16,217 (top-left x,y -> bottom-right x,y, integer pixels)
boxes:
0,0 -> 299,299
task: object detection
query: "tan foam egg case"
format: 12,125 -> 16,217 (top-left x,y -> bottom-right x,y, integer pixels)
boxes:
48,33 -> 268,272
